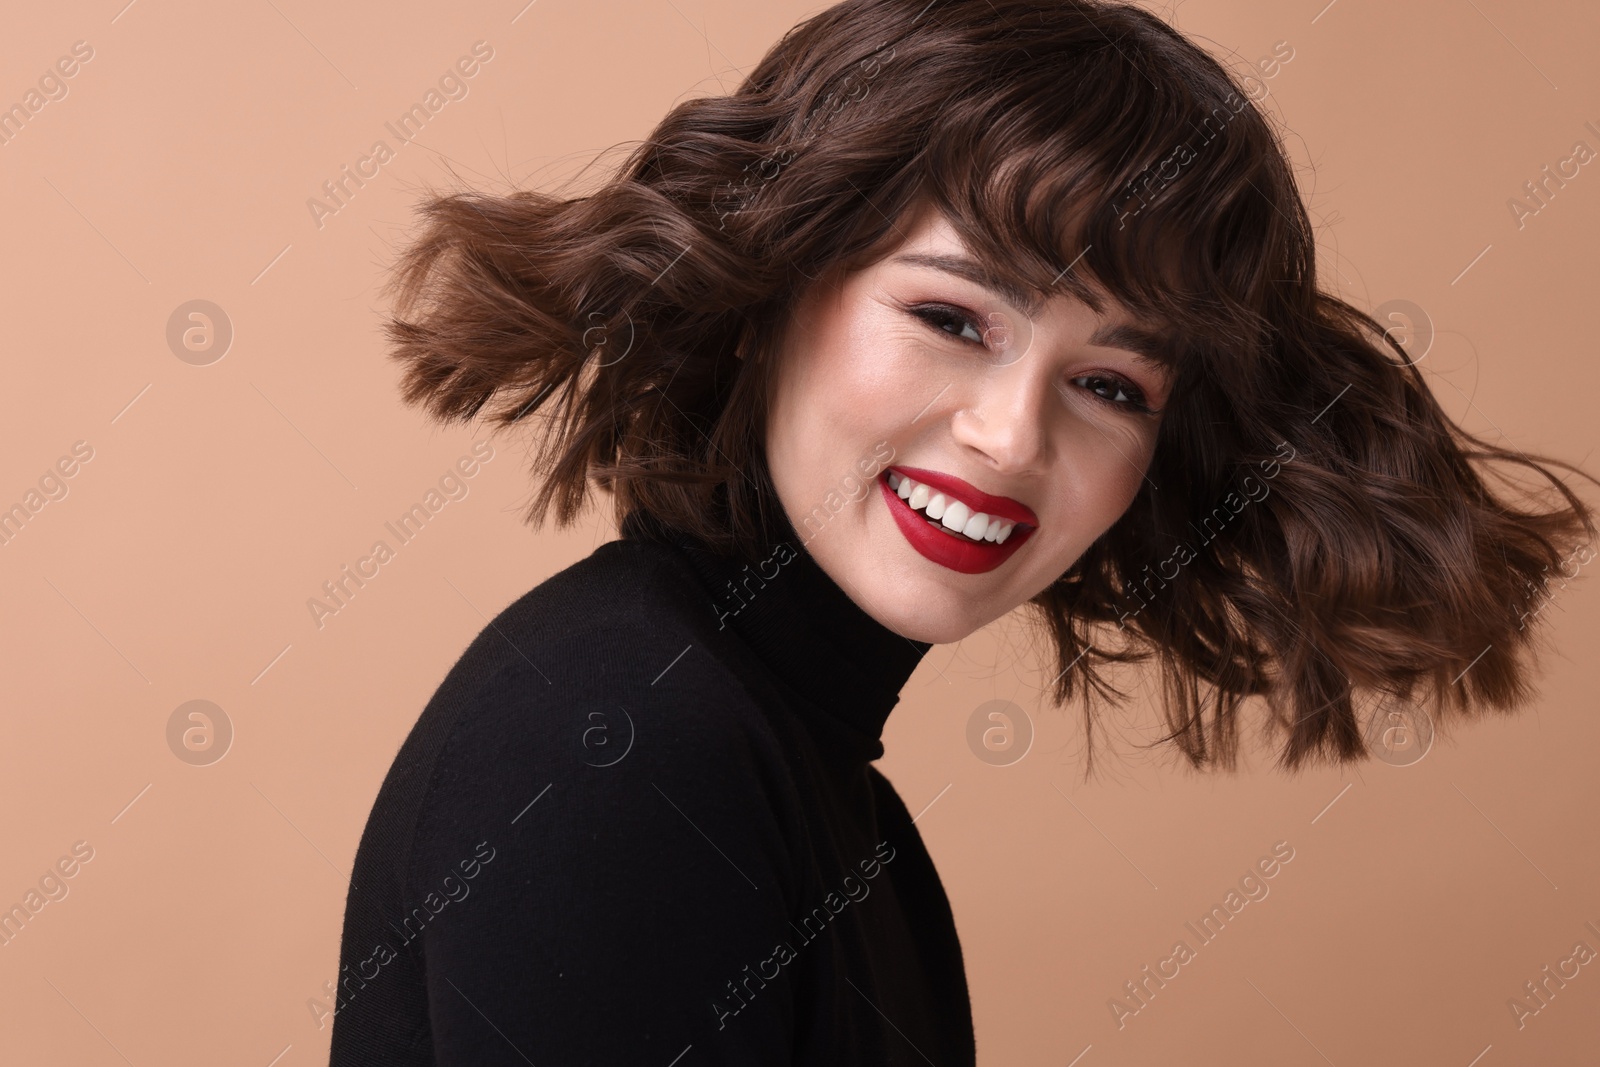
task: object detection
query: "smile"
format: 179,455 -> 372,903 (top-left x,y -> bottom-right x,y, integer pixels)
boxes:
879,467 -> 1037,574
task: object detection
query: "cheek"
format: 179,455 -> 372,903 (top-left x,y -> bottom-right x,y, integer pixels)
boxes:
1050,424 -> 1157,536
766,307 -> 878,492
792,311 -> 920,436
1098,443 -> 1154,520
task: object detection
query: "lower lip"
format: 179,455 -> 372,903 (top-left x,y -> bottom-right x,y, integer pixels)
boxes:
878,472 -> 1035,574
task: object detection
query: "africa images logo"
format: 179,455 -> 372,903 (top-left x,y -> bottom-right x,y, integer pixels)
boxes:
307,841 -> 496,1030
710,841 -> 896,1030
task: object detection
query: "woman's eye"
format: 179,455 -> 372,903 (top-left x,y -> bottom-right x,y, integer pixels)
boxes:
910,304 -> 985,345
909,303 -> 1160,416
1072,374 -> 1154,414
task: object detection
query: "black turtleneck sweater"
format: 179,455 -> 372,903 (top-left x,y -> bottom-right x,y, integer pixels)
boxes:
327,508 -> 976,1065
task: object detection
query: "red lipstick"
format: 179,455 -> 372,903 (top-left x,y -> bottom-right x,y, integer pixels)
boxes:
890,467 -> 1039,526
879,467 -> 1036,575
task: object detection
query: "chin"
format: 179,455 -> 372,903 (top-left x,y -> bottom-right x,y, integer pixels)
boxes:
867,593 -> 985,645
903,620 -> 974,645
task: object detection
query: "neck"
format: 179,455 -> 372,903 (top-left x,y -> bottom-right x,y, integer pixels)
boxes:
621,506 -> 932,761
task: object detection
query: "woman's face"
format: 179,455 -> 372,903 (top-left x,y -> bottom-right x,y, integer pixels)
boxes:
764,207 -> 1175,644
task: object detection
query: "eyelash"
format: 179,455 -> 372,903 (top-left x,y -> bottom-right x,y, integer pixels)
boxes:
907,303 -> 1160,416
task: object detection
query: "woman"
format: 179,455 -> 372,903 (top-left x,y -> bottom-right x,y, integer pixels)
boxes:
328,0 -> 1596,1062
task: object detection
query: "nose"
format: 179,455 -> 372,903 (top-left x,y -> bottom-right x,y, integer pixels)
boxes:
948,360 -> 1050,475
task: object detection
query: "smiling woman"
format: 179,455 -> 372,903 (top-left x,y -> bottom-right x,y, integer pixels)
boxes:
330,0 -> 1597,1063
762,202 -> 1179,640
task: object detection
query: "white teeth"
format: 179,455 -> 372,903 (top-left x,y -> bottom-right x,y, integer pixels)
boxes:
885,471 -> 1021,545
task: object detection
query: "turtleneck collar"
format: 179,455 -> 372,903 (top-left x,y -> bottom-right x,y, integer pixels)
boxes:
619,506 -> 932,763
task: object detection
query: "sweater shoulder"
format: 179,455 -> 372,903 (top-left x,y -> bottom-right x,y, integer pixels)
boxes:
456,535 -> 723,682
346,538 -> 771,860
334,538 -> 809,1060
419,535 -> 755,749
380,535 -> 796,886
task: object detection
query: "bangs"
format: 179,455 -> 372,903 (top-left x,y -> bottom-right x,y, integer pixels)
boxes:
906,35 -> 1301,379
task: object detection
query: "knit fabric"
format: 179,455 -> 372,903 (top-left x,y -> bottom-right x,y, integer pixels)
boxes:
327,507 -> 975,1065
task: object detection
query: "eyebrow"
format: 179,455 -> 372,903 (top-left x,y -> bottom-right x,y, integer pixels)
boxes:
1085,322 -> 1180,376
891,252 -> 1045,317
888,251 -> 1179,376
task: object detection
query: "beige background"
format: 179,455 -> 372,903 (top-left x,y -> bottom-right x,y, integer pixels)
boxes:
2,0 -> 1597,1063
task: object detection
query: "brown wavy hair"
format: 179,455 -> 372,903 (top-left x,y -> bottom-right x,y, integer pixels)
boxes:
379,0 -> 1597,773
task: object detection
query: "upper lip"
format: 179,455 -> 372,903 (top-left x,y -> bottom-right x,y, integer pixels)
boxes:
888,466 -> 1039,527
